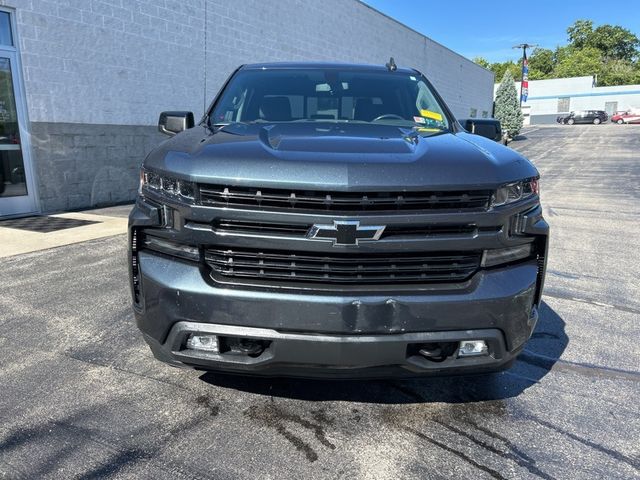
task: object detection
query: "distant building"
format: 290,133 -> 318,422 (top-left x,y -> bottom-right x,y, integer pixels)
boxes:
494,76 -> 640,125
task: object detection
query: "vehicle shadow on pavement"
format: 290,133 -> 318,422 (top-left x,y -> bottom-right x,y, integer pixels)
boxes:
199,301 -> 567,404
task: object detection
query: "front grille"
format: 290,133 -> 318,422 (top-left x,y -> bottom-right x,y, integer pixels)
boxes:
213,219 -> 480,239
205,247 -> 482,285
199,185 -> 492,212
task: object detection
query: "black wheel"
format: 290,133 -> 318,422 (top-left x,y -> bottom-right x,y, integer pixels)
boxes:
617,119 -> 624,124
567,118 -> 575,125
593,118 -> 601,125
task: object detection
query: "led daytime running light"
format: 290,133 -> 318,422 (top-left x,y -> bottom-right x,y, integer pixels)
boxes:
140,168 -> 195,200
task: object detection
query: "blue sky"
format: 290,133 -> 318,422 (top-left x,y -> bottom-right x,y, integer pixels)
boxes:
363,1 -> 640,63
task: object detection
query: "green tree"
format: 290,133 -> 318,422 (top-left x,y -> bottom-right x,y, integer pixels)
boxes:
552,45 -> 571,64
493,61 -> 522,81
567,19 -> 640,62
472,57 -> 490,69
567,20 -> 594,49
598,59 -> 640,86
562,19 -> 640,84
553,46 -> 603,78
528,48 -> 555,79
494,70 -> 523,138
472,58 -> 520,81
589,24 -> 640,62
476,20 -> 640,86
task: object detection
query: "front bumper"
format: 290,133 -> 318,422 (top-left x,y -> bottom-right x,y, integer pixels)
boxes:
133,249 -> 539,378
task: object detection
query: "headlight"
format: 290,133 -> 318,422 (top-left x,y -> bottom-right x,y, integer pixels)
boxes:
139,168 -> 195,201
492,177 -> 539,207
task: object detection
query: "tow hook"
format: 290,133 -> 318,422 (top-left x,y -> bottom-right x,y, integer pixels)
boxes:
409,342 -> 457,362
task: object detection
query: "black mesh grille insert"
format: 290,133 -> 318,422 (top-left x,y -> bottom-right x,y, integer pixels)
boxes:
205,247 -> 482,285
199,185 -> 492,211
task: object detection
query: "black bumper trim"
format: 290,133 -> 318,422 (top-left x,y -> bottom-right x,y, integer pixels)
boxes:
143,322 -> 521,379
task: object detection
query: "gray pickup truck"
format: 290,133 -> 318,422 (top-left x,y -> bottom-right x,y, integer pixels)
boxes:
128,61 -> 548,378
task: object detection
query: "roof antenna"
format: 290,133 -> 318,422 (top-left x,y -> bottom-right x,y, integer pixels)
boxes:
386,57 -> 397,72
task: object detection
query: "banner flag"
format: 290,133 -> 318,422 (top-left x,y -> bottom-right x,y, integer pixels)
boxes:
521,53 -> 529,103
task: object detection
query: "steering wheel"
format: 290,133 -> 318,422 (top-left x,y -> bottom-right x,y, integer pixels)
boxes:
372,114 -> 404,122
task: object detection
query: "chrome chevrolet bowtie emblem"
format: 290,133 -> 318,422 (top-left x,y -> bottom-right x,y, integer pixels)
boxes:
306,221 -> 385,246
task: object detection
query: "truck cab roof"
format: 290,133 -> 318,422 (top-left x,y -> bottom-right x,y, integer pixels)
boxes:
240,61 -> 418,74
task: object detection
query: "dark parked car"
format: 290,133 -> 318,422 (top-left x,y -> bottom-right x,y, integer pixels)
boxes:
563,110 -> 608,125
129,62 -> 548,378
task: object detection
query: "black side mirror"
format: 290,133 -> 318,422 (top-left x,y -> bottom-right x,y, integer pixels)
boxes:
158,111 -> 194,136
459,118 -> 502,142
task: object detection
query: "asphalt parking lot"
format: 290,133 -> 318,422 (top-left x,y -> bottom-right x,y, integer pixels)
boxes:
1,124 -> 639,479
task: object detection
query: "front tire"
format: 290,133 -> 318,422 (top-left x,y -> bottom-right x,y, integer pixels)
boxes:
617,119 -> 624,124
567,118 -> 575,125
593,118 -> 601,125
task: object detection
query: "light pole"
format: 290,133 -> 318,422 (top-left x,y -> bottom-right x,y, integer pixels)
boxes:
512,43 -> 538,107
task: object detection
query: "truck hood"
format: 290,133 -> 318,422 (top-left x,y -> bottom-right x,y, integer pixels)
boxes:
145,123 -> 537,190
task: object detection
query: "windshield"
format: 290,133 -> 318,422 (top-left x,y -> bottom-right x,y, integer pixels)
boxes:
210,68 -> 450,134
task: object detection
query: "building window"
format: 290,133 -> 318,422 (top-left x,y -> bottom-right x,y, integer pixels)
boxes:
481,110 -> 488,118
557,97 -> 570,112
604,101 -> 618,116
0,11 -> 12,46
469,108 -> 477,118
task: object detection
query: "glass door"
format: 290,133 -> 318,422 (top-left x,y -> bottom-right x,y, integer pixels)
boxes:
0,11 -> 37,217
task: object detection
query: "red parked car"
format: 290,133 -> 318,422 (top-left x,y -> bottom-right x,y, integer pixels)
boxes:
611,110 -> 640,124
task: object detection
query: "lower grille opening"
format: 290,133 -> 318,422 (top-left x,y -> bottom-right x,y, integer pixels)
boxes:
205,247 -> 482,285
218,337 -> 271,357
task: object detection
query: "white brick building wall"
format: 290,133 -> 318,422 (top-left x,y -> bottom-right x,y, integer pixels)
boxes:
4,0 -> 494,125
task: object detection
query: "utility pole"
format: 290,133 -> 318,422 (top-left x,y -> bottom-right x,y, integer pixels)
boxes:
512,43 -> 538,107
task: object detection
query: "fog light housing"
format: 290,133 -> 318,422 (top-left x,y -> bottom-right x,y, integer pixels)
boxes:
481,244 -> 533,267
186,333 -> 219,353
143,235 -> 200,261
458,340 -> 488,357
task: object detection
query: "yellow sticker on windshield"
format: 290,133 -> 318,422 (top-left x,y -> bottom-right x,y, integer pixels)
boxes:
420,109 -> 443,122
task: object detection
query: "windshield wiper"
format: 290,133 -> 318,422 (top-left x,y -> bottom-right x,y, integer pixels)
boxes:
211,121 -> 250,129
